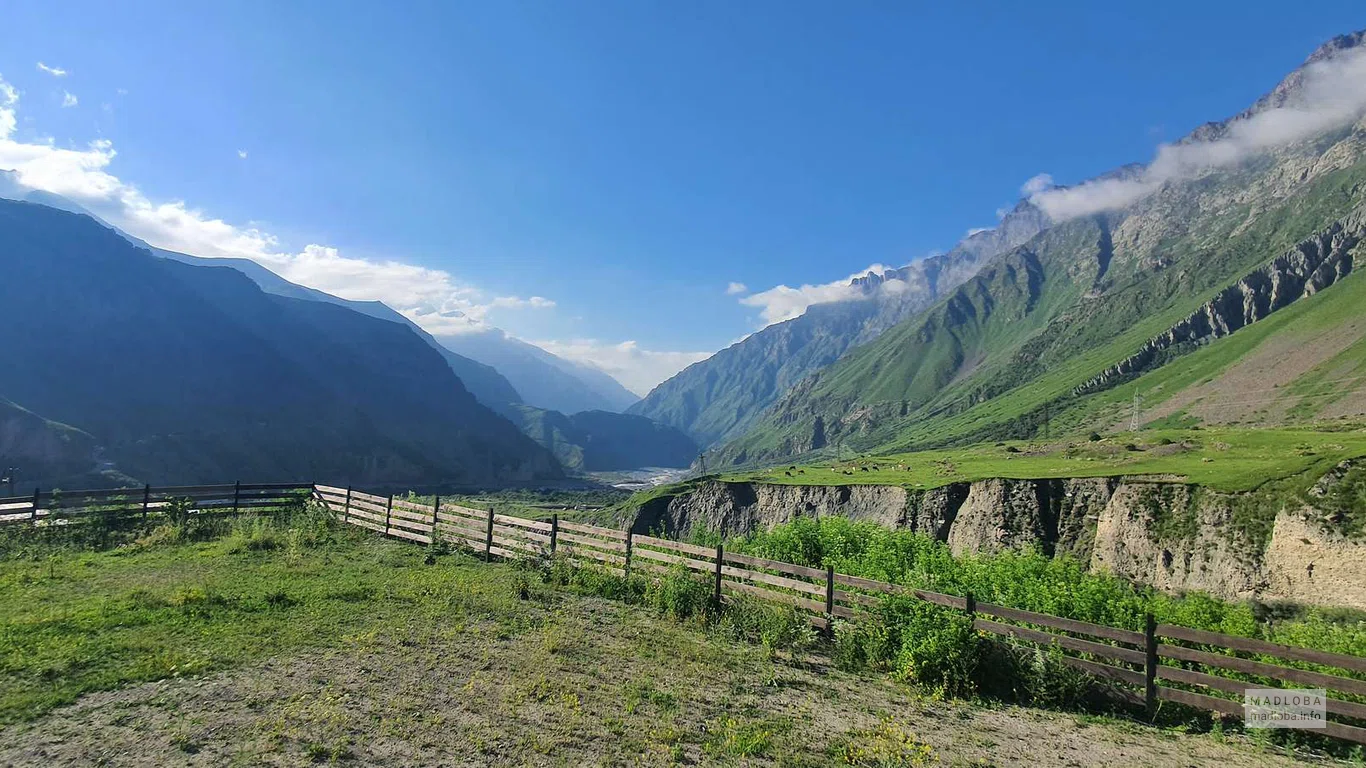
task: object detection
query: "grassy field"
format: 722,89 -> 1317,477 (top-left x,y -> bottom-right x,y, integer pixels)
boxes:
0,514 -> 1326,766
712,426 -> 1366,494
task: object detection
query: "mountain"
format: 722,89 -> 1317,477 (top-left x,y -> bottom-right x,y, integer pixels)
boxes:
153,249 -> 526,415
0,396 -> 106,490
713,32 -> 1366,468
0,178 -> 525,415
0,199 -> 562,488
439,329 -> 639,414
509,406 -> 698,471
4,179 -> 636,420
628,201 -> 1048,448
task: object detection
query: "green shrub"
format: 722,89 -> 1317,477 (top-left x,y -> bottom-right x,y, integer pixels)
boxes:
717,595 -> 817,657
831,619 -> 869,671
884,596 -> 979,697
223,516 -> 281,553
543,555 -> 646,604
832,616 -> 898,672
644,563 -> 715,622
831,595 -> 979,696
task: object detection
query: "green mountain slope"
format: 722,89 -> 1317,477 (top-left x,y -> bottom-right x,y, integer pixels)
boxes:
714,38 -> 1366,468
1057,239 -> 1366,434
628,200 -> 1043,445
628,202 -> 1049,448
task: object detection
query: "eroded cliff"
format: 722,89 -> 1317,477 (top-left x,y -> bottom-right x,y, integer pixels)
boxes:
631,468 -> 1366,609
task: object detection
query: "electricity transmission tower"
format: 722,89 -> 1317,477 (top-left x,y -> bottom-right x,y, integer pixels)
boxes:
1129,390 -> 1143,432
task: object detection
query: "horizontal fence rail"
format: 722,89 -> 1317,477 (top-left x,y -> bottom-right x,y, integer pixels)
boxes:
10,479 -> 1364,747
0,482 -> 313,527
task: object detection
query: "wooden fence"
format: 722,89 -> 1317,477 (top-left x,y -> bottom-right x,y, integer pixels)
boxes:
0,482 -> 312,528
5,480 -> 1362,746
314,483 -> 1366,746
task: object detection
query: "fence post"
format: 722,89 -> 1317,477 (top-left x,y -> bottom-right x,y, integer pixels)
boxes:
142,484 -> 151,522
550,514 -> 559,555
385,494 -> 394,535
484,507 -> 495,561
1144,613 -> 1158,714
343,486 -> 352,523
431,495 -> 440,545
965,591 -> 976,619
30,487 -> 39,522
712,543 -> 724,607
825,565 -> 835,632
232,480 -> 241,514
624,530 -> 634,577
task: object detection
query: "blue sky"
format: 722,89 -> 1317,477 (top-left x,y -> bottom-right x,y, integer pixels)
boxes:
1,2 -> 1363,393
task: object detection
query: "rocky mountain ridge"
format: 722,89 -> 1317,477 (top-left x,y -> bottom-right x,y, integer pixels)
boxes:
1074,205 -> 1363,394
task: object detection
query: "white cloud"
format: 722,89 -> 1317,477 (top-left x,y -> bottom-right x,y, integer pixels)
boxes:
116,88 -> 128,96
1020,173 -> 1054,197
36,62 -> 67,77
965,227 -> 991,237
725,281 -> 747,295
1028,44 -> 1366,220
0,78 -> 16,138
740,263 -> 891,327
237,149 -> 248,159
0,72 -> 549,342
529,338 -> 711,396
60,91 -> 77,108
489,295 -> 556,310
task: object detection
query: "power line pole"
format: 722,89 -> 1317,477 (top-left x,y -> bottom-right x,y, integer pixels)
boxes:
1129,390 -> 1143,432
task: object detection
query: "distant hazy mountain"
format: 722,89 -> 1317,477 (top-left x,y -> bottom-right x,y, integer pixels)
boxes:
628,200 -> 1048,448
0,199 -> 562,487
439,329 -> 640,414
509,406 -> 698,471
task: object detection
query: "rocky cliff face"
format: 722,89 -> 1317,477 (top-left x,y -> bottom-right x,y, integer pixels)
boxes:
632,472 -> 1366,609
1075,209 -> 1363,395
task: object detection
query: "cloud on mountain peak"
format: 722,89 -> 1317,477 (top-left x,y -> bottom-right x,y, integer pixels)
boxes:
1027,43 -> 1366,220
740,263 -> 892,327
